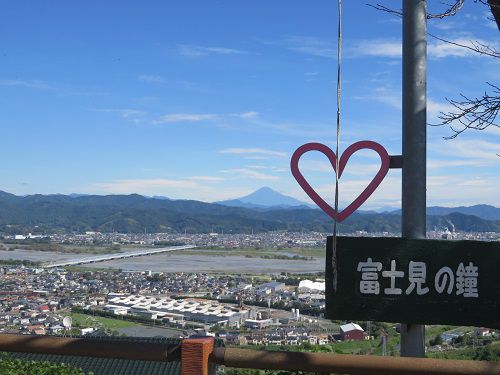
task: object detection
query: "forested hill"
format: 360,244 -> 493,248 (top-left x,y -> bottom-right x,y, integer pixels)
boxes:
0,191 -> 499,234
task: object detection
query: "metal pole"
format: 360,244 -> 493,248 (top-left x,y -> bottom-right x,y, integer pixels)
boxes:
401,0 -> 427,357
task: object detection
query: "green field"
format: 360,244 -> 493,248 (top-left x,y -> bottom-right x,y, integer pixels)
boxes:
240,339 -> 390,356
71,312 -> 138,330
428,341 -> 500,361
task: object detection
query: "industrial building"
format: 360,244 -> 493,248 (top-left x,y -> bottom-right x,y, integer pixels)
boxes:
105,294 -> 249,328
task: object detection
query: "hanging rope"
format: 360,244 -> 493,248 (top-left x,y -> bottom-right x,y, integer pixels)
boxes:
332,0 -> 342,293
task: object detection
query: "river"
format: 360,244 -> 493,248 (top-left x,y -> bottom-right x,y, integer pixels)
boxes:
0,249 -> 324,274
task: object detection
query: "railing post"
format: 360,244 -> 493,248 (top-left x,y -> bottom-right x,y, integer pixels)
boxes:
181,337 -> 215,375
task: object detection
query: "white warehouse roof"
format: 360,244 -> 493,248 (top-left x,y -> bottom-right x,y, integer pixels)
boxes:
340,323 -> 364,333
298,279 -> 325,293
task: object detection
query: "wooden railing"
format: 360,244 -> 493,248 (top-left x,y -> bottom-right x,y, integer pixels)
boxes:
0,334 -> 499,375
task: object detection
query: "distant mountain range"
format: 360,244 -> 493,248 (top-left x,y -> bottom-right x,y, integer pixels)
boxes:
219,187 -> 500,221
0,189 -> 499,234
389,204 -> 500,221
217,187 -> 313,209
427,205 -> 500,221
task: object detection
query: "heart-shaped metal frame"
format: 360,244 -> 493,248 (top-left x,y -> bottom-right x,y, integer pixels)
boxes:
290,141 -> 390,222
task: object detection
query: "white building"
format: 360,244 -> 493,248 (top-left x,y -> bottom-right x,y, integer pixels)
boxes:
297,280 -> 325,293
105,294 -> 249,327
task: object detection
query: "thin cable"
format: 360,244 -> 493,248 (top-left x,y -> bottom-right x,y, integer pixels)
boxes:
332,0 -> 342,293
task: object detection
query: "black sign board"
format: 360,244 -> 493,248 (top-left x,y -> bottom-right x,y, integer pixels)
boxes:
325,236 -> 500,328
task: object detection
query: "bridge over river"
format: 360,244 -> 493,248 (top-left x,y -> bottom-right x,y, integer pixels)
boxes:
43,245 -> 196,268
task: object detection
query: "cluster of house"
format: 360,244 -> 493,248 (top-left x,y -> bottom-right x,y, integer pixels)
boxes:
216,323 -> 366,346
103,293 -> 368,346
0,286 -> 81,336
10,228 -> 499,251
215,279 -> 325,311
0,265 -> 329,340
0,296 -> 55,335
0,267 -> 89,335
46,231 -> 327,248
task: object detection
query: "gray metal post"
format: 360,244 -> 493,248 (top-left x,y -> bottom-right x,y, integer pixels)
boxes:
401,0 -> 427,357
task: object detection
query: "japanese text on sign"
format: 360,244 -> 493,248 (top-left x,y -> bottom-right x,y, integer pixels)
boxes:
357,259 -> 478,297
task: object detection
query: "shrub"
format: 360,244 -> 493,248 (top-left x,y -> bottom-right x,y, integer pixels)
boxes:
0,355 -> 88,375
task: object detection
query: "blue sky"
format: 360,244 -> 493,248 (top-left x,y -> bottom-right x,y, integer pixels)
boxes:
1,1 -> 499,209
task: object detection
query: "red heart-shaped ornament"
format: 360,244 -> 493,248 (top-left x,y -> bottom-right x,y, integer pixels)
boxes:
290,141 -> 390,222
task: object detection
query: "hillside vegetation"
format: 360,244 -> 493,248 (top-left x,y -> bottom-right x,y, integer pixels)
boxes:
1,191 -> 499,234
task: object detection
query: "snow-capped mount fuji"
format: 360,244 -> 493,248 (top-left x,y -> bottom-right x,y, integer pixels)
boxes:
216,187 -> 313,209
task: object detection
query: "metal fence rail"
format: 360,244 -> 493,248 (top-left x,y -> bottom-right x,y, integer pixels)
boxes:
0,334 -> 499,375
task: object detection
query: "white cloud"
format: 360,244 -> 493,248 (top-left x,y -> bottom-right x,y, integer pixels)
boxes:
296,159 -> 333,173
427,99 -> 454,116
89,108 -> 146,124
426,174 -> 500,206
153,111 -> 258,124
231,111 -> 259,119
354,90 -> 456,123
283,36 -> 336,59
347,40 -> 401,58
188,176 -> 226,182
243,156 -> 271,160
154,113 -> 218,123
354,86 -> 401,109
86,178 -> 252,202
90,178 -> 199,194
221,168 -> 279,180
345,36 -> 499,60
138,75 -> 164,83
288,174 -> 402,211
220,148 -> 287,157
427,99 -> 456,123
427,159 -> 484,169
0,79 -> 52,89
482,126 -> 500,137
297,159 -> 384,176
247,165 -> 288,173
342,163 -> 385,176
427,37 -> 497,58
430,138 -> 500,162
288,144 -> 500,209
176,44 -> 248,57
90,108 -> 146,121
247,165 -> 276,170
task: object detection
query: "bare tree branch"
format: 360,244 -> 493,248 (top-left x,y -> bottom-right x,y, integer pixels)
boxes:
367,3 -> 402,18
428,0 -> 465,19
368,0 -> 500,27
368,2 -> 500,58
367,1 -> 465,19
433,83 -> 500,139
369,1 -> 499,149
428,33 -> 500,58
